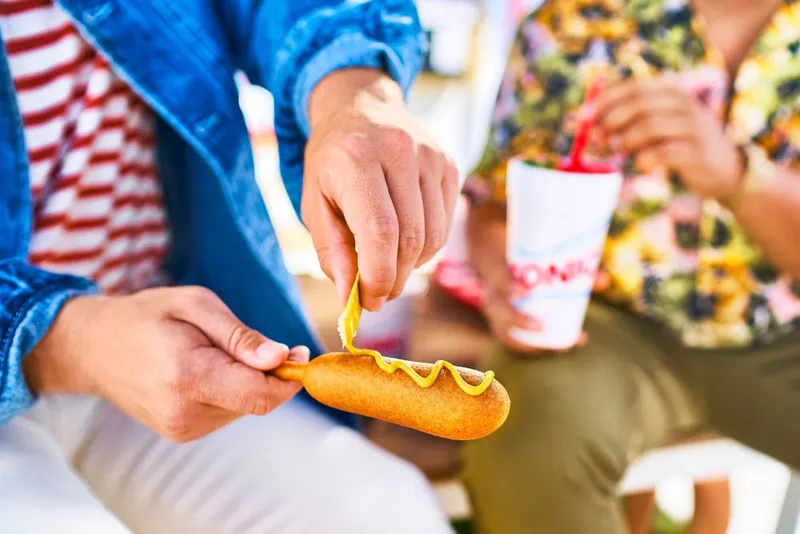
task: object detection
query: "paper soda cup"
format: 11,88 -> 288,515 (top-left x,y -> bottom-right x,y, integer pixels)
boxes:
355,274 -> 428,359
506,159 -> 622,350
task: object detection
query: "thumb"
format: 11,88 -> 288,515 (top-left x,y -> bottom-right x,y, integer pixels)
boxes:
170,287 -> 290,370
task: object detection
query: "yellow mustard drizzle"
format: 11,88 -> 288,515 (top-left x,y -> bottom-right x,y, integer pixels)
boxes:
337,274 -> 494,396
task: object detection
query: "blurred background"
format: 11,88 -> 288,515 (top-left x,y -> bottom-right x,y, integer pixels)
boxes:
238,1 -> 797,533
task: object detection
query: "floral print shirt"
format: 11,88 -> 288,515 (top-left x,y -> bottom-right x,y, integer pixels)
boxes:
464,0 -> 800,348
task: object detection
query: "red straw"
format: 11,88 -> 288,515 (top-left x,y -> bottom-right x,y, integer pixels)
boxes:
559,78 -> 605,172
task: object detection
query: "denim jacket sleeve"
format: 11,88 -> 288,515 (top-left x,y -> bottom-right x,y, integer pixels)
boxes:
217,0 -> 425,215
0,259 -> 96,425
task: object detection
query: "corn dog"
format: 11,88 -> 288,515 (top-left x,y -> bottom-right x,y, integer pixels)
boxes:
273,352 -> 510,440
272,273 -> 510,440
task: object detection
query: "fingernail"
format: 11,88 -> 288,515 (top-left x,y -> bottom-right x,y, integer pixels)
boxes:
290,345 -> 311,363
256,342 -> 289,365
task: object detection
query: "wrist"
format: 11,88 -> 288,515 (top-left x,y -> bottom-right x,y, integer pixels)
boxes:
308,68 -> 403,130
23,294 -> 108,396
720,143 -> 776,209
466,203 -> 508,281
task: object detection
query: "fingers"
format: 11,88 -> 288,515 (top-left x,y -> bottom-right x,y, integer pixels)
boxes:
158,403 -> 240,443
261,345 -> 308,403
615,115 -> 694,158
384,142 -> 454,300
410,151 -> 458,275
336,156 -> 400,311
408,156 -> 446,278
634,139 -> 695,174
488,299 -> 542,333
286,345 -> 311,364
590,76 -> 703,178
305,112 -> 457,309
597,92 -> 687,136
484,276 -> 541,343
384,148 -> 425,301
441,158 -> 460,239
308,194 -> 358,304
593,76 -> 698,152
168,286 -> 289,370
189,345 -> 306,416
305,142 -> 399,310
486,300 -> 544,355
484,273 -> 590,355
594,76 -> 684,121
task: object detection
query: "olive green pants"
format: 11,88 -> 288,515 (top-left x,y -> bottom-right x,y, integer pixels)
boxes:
463,301 -> 800,534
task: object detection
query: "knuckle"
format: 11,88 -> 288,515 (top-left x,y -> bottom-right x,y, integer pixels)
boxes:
398,224 -> 425,258
165,359 -> 194,396
422,229 -> 448,259
180,285 -> 216,309
243,393 -> 272,416
371,265 -> 397,291
384,128 -> 415,154
338,133 -> 372,162
364,213 -> 399,245
162,403 -> 191,439
226,323 -> 262,355
444,160 -> 460,182
417,143 -> 441,165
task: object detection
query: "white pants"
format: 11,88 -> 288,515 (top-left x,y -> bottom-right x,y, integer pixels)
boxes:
0,396 -> 454,534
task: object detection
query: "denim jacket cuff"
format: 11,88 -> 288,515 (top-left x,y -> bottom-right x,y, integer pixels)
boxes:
0,263 -> 96,425
292,31 -> 420,137
271,2 -> 424,218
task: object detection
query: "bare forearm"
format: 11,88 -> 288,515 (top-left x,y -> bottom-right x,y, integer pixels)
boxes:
728,170 -> 800,278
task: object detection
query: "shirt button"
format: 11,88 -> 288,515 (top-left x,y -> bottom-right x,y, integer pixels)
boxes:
195,113 -> 220,138
83,3 -> 114,26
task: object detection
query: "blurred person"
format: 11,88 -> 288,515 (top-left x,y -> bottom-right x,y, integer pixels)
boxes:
459,1 -> 800,533
0,1 -> 459,533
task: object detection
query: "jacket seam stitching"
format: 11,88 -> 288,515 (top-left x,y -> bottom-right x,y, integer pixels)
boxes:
0,283 -> 63,399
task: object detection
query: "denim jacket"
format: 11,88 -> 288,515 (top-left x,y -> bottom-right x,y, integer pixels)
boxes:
0,0 -> 424,425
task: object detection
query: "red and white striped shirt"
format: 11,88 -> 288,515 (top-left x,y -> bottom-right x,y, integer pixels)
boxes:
1,0 -> 169,295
